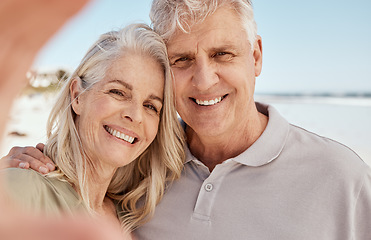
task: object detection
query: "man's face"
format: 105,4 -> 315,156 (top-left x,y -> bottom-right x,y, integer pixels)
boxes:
167,6 -> 262,140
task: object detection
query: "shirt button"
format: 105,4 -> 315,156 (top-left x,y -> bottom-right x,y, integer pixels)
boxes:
205,183 -> 213,192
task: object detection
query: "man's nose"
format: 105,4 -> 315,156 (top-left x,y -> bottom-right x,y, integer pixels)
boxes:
191,58 -> 219,91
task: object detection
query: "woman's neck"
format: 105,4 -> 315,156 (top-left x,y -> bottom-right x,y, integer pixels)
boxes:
71,161 -> 131,237
74,161 -> 117,213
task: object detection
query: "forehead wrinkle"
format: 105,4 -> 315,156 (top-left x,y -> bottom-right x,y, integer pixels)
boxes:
168,22 -> 243,59
198,27 -> 240,52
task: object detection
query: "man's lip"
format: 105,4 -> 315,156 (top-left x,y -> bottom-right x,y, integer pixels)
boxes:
190,94 -> 228,106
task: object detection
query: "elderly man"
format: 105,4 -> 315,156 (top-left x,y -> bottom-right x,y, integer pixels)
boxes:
3,0 -> 371,239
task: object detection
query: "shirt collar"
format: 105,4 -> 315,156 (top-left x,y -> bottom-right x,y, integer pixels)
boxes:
182,102 -> 290,167
231,102 -> 289,167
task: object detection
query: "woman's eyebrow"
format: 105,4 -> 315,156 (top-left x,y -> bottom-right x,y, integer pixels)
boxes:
149,94 -> 163,103
108,79 -> 163,102
107,79 -> 132,90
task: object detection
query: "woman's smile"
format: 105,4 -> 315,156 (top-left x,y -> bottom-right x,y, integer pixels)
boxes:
104,125 -> 137,145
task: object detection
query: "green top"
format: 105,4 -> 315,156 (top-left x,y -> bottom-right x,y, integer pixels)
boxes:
1,168 -> 86,216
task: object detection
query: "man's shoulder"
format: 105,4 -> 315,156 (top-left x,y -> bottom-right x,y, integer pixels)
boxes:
288,124 -> 360,155
287,124 -> 368,175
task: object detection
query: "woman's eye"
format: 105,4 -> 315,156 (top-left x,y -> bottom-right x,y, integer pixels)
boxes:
109,89 -> 124,96
145,104 -> 159,114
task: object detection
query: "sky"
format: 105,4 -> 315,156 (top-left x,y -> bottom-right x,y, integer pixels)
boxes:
32,0 -> 371,94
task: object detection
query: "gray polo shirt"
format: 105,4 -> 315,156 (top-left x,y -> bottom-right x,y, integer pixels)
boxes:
135,102 -> 371,240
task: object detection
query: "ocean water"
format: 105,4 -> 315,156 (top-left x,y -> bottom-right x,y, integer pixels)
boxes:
1,94 -> 371,166
256,95 -> 371,166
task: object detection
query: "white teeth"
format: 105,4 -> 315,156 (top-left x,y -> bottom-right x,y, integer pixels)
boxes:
121,133 -> 126,141
123,134 -> 130,142
105,126 -> 135,144
196,97 -> 222,106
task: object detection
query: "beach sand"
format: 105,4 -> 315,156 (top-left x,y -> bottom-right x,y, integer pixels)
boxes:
1,94 -> 53,155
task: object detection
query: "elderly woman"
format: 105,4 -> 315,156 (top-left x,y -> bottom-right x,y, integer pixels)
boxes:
1,23 -> 185,236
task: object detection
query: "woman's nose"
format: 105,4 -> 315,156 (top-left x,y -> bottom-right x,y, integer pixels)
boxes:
121,103 -> 143,124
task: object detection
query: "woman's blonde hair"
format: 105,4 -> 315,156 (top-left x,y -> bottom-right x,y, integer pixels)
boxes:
150,0 -> 257,50
44,23 -> 185,231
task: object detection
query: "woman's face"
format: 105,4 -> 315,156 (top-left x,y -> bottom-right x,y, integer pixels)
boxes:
71,53 -> 164,169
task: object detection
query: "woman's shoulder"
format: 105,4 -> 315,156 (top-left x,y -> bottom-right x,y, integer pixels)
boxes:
1,168 -> 83,215
1,168 -> 50,192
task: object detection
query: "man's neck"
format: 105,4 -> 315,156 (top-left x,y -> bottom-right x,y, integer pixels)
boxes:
187,112 -> 268,172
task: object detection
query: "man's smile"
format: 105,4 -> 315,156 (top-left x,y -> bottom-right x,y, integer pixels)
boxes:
191,94 -> 228,106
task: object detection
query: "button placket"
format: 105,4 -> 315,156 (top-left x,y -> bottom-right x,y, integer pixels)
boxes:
192,165 -> 229,222
205,183 -> 213,192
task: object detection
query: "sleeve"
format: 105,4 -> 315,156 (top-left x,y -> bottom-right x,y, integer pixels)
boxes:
1,168 -> 66,216
353,166 -> 371,239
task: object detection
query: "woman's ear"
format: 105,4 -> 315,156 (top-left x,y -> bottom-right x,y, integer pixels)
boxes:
70,78 -> 83,115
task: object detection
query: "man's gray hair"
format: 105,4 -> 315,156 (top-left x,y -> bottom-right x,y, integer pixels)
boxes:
150,0 -> 257,49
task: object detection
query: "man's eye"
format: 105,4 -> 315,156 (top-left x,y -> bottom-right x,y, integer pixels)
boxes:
176,57 -> 189,62
171,57 -> 190,66
171,57 -> 192,68
215,52 -> 227,56
213,52 -> 231,57
213,52 -> 234,61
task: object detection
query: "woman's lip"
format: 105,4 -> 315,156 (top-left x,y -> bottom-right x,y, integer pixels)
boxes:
103,125 -> 139,144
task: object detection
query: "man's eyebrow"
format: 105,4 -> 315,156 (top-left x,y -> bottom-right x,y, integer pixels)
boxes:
107,79 -> 132,90
168,52 -> 193,60
209,44 -> 239,53
169,44 -> 239,60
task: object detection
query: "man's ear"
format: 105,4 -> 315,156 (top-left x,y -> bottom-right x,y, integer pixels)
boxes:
253,35 -> 263,77
70,78 -> 83,115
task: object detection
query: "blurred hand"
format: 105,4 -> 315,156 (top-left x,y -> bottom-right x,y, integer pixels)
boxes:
0,1 -> 120,240
0,209 -> 128,240
0,0 -> 89,137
